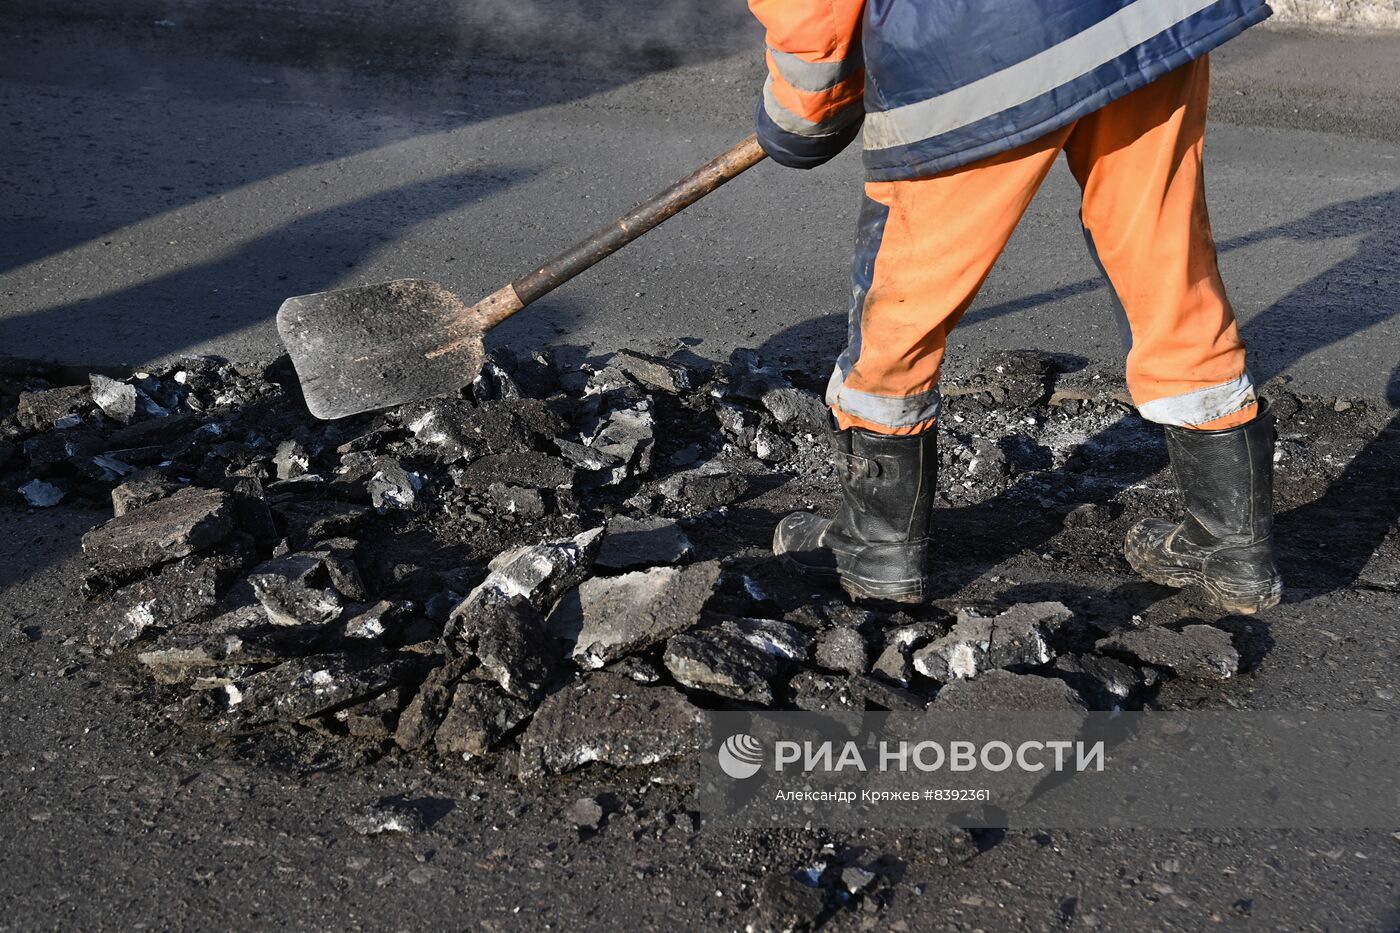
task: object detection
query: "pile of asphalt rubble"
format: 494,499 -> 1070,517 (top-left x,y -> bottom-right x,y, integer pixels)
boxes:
0,347 -> 1348,777
2,340 -> 1271,756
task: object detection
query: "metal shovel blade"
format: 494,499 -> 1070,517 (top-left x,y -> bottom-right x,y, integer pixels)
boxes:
276,279 -> 485,420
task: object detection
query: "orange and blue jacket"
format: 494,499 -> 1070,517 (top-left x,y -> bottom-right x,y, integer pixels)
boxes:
750,0 -> 1271,180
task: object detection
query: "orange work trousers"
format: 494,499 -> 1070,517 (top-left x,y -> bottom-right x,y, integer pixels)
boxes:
828,55 -> 1258,436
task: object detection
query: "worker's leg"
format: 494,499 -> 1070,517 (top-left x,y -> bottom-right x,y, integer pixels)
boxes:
1064,55 -> 1256,430
826,130 -> 1071,435
776,130 -> 1071,602
1065,57 -> 1280,613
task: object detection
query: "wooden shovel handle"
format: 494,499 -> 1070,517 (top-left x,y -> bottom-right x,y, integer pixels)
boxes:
468,134 -> 768,331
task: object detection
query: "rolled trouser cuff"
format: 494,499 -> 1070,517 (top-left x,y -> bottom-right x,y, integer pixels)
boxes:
1136,372 -> 1256,427
826,364 -> 941,434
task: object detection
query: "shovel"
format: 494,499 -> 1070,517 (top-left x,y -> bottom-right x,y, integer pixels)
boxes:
277,134 -> 768,420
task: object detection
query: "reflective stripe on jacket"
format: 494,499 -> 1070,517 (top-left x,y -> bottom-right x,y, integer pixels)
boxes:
749,0 -> 1271,179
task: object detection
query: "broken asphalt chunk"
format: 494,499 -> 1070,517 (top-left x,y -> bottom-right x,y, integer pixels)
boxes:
434,681 -> 533,758
657,468 -> 749,510
473,358 -> 523,402
23,426 -> 105,471
605,655 -> 663,684
335,687 -> 410,738
568,795 -> 605,831
587,401 -> 655,481
404,397 -> 477,462
595,515 -> 694,571
446,596 -> 556,702
847,672 -> 927,711
394,656 -> 469,751
19,478 -> 64,508
716,402 -> 762,448
754,427 -> 795,463
89,374 -> 138,424
16,385 -> 89,431
135,623 -> 322,684
81,486 -> 235,577
814,627 -> 869,676
461,527 -> 603,613
789,671 -> 926,713
486,483 -> 547,521
74,452 -> 136,483
270,500 -> 370,546
341,600 -> 407,641
517,671 -> 707,779
933,670 -> 1087,711
611,349 -> 697,394
841,866 -> 878,895
314,537 -> 368,601
406,398 -> 565,462
474,347 -> 559,400
725,348 -> 787,400
760,386 -> 827,432
274,439 -> 312,481
663,616 -> 811,705
1052,653 -> 1158,708
456,451 -> 574,491
549,561 -> 722,669
871,619 -> 948,687
913,602 -> 1071,682
88,559 -> 222,648
554,438 -> 628,484
216,653 -> 424,727
790,670 -> 863,712
367,457 -> 421,510
110,469 -> 181,517
1095,624 -> 1239,681
248,553 -> 343,627
105,410 -> 199,449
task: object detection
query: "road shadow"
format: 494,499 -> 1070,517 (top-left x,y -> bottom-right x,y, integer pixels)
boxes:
961,187 -> 1400,393
0,167 -> 535,361
0,1 -> 759,354
0,2 -> 757,271
1273,362 -> 1400,599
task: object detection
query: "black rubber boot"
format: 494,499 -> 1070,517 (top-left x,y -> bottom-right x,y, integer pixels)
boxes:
1124,400 -> 1283,614
772,423 -> 936,604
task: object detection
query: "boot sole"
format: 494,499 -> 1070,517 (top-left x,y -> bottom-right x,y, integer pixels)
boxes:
774,549 -> 927,605
1125,555 -> 1283,615
839,575 -> 928,606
